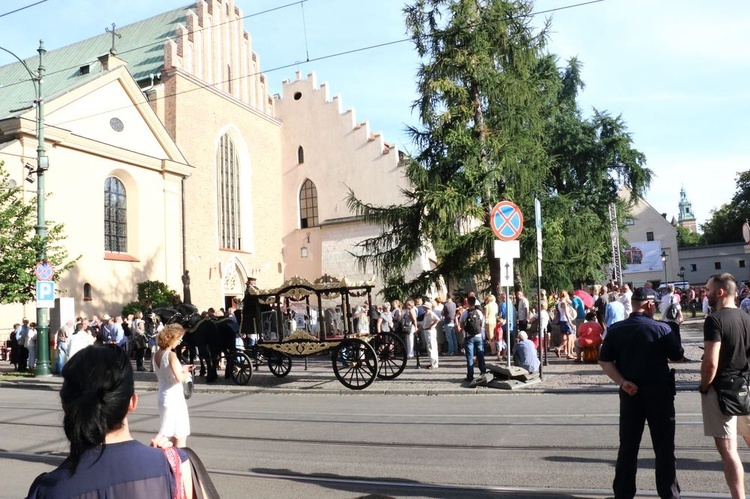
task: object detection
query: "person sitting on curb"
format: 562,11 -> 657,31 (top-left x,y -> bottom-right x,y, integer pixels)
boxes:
513,331 -> 540,374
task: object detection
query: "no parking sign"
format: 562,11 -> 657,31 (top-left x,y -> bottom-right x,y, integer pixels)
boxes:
490,201 -> 523,241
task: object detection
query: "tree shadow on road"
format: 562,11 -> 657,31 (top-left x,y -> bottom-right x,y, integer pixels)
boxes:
251,467 -> 610,498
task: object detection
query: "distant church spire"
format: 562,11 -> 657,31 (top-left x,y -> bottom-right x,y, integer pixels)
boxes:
678,186 -> 697,233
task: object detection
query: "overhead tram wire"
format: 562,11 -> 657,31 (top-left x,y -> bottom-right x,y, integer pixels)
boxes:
0,0 -> 50,19
0,0 -> 308,90
31,0 -> 609,128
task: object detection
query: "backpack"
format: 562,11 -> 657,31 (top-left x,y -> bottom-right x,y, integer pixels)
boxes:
464,309 -> 481,336
665,301 -> 680,321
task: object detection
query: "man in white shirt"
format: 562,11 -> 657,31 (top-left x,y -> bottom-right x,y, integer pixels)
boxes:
619,284 -> 633,316
516,291 -> 530,332
67,323 -> 95,361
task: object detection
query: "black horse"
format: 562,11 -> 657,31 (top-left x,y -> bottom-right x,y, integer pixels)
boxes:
153,304 -> 235,383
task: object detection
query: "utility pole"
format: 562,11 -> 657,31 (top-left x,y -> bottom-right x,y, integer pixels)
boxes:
1,41 -> 50,376
35,41 -> 50,376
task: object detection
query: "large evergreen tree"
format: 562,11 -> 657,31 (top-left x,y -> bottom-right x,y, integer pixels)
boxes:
349,0 -> 555,298
0,162 -> 75,303
348,0 -> 650,297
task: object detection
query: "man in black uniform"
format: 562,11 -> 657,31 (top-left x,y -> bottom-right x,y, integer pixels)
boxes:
599,287 -> 683,499
699,273 -> 750,499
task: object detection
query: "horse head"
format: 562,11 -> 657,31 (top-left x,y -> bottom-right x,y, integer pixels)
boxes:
152,307 -> 178,324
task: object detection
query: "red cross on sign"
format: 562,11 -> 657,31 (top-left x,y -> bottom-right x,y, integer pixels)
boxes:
34,262 -> 55,281
490,201 -> 524,241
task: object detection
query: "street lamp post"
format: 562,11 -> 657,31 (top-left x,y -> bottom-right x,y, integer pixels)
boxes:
661,250 -> 668,286
1,41 -> 50,376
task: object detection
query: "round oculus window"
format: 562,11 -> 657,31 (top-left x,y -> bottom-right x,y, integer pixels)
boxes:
109,117 -> 124,132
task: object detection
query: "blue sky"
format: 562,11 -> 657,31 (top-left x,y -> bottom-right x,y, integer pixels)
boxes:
2,0 -> 748,229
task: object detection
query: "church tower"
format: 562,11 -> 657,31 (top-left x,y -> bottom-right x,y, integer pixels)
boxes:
678,186 -> 697,233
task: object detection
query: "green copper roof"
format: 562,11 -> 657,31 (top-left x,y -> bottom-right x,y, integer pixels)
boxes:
0,5 -> 191,120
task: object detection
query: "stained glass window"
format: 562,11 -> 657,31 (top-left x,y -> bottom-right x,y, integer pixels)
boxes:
104,177 -> 127,252
218,134 -> 241,249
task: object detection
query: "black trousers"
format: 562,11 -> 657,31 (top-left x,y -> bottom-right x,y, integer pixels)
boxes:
17,346 -> 29,371
614,383 -> 680,499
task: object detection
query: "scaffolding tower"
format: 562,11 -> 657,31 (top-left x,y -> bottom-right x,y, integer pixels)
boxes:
609,203 -> 622,284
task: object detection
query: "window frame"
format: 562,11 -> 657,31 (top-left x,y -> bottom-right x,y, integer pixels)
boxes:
299,179 -> 319,229
104,176 -> 127,253
217,134 -> 242,250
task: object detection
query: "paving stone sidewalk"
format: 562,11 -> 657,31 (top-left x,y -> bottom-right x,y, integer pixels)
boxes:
0,340 -> 703,396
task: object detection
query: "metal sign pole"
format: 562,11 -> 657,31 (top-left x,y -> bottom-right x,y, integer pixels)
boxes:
506,285 -> 512,368
535,198 -> 545,374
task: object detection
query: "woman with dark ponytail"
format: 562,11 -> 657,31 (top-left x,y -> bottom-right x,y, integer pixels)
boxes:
26,345 -> 189,498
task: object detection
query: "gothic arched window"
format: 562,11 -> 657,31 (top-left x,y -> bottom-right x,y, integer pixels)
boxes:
299,179 -> 318,228
104,177 -> 127,252
217,134 -> 241,249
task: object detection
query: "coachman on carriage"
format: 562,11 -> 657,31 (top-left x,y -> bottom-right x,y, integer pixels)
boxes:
237,275 -> 407,390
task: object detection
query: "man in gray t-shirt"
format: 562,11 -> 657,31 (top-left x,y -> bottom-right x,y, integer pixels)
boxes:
442,296 -> 458,355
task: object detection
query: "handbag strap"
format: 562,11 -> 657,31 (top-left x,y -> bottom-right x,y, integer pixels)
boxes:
184,447 -> 220,499
163,446 -> 186,499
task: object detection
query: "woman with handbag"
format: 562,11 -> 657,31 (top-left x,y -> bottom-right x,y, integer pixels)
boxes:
555,291 -> 577,359
153,324 -> 194,449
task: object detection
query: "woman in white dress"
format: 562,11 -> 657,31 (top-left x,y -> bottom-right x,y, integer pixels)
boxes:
152,323 -> 193,448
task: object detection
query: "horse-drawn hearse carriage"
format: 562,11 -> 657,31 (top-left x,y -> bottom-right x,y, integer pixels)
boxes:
234,275 -> 408,390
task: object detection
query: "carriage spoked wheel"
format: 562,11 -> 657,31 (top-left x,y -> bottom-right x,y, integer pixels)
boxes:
229,351 -> 253,385
332,338 -> 378,390
372,332 -> 407,380
267,350 -> 292,378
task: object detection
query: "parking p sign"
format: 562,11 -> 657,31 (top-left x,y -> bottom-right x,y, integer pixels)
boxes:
36,280 -> 55,309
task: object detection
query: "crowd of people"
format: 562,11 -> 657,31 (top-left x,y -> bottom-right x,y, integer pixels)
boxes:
6,312 -> 155,374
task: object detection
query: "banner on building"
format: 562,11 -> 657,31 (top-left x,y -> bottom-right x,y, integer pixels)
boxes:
622,241 -> 664,274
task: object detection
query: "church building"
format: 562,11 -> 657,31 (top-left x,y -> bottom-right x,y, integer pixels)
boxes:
0,0 -> 423,323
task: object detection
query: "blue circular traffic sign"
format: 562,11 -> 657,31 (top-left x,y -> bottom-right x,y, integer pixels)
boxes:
34,262 -> 54,281
491,201 -> 524,241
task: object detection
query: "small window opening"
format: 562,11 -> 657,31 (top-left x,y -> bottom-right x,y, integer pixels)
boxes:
79,65 -> 90,75
646,231 -> 654,241
83,283 -> 92,301
293,91 -> 302,100
297,146 -> 304,164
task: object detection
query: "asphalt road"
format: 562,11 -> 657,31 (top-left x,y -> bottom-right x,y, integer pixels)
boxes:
0,382 -> 740,498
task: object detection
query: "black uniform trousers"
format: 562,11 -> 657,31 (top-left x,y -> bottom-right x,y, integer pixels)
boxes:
614,383 -> 680,499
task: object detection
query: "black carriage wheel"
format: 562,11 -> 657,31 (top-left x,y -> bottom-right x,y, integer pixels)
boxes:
230,351 -> 253,385
267,351 -> 292,378
332,338 -> 378,390
372,332 -> 407,380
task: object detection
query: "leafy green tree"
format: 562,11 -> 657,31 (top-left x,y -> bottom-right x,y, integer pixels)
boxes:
676,225 -> 703,247
121,280 -> 177,316
532,58 -> 651,291
701,170 -> 750,244
0,162 -> 75,304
